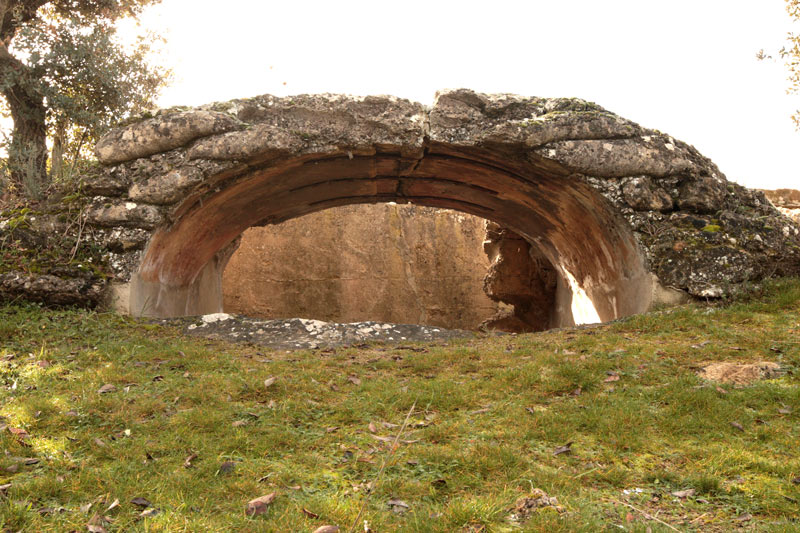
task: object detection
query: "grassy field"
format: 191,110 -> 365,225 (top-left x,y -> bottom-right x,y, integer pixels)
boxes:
1,279 -> 799,532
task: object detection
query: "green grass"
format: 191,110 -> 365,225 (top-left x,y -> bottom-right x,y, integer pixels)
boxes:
1,279 -> 800,531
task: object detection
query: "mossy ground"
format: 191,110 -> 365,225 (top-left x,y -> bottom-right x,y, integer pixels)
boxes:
1,279 -> 799,531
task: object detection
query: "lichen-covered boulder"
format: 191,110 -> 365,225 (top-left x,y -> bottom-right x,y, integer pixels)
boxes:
95,111 -> 241,164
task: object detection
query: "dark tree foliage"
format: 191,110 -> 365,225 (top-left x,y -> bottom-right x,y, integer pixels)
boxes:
0,0 -> 168,198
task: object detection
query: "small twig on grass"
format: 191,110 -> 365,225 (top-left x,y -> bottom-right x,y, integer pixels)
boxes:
607,498 -> 681,532
348,400 -> 417,533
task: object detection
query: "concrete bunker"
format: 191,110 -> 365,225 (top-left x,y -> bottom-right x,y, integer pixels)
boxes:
83,90 -> 800,328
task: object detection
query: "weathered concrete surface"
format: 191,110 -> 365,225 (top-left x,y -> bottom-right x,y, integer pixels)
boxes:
60,89 -> 800,324
223,204 -> 498,329
481,223 -> 558,332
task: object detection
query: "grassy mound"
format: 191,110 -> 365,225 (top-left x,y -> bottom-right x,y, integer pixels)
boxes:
1,279 -> 799,531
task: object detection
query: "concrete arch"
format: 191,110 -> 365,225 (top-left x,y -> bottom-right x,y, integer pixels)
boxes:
84,89 -> 800,325
131,145 -> 651,325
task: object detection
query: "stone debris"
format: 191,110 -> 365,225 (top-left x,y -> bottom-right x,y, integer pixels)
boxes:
509,488 -> 565,521
170,315 -> 470,350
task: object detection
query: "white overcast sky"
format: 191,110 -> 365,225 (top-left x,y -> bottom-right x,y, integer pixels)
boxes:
137,0 -> 796,189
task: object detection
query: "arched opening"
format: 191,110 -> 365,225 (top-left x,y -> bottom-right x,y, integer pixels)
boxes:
128,143 -> 655,329
221,203 -> 499,330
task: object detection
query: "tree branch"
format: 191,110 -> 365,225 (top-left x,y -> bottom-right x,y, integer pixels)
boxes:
1,0 -> 50,42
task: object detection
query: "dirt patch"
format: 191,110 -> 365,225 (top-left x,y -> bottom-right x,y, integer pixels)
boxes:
698,362 -> 783,385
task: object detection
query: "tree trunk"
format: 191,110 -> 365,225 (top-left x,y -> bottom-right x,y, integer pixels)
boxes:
1,46 -> 48,198
50,122 -> 65,182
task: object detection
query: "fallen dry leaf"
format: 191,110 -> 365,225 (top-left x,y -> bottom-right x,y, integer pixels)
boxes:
218,461 -> 236,475
604,372 -> 620,383
130,497 -> 151,508
347,376 -> 362,385
37,506 -> 66,515
553,442 -> 573,456
301,507 -> 320,519
87,514 -> 108,533
94,438 -> 106,448
731,421 -> 745,432
140,508 -> 159,517
371,434 -> 419,444
368,422 -> 377,433
671,488 -> 696,499
312,526 -> 340,533
8,427 -> 29,440
387,498 -> 409,513
263,377 -> 277,388
245,493 -> 276,516
232,420 -> 248,428
778,406 -> 791,415
97,384 -> 116,394
183,453 -> 198,468
0,483 -> 11,495
106,499 -> 119,512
